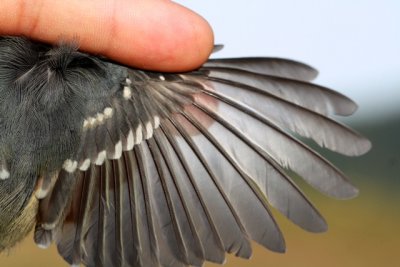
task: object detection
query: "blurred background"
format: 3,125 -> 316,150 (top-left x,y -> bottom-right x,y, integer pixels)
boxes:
2,1 -> 399,266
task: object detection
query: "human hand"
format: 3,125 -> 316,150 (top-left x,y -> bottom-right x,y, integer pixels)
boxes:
0,0 -> 214,72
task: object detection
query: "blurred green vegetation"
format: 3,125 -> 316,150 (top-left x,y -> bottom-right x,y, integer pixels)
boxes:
1,115 -> 399,267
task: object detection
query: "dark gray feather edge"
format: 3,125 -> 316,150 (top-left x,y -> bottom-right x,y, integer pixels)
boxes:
152,131 -> 207,264
176,109 -> 287,252
149,85 -> 282,254
147,136 -> 194,265
136,140 -> 187,267
167,113 -> 256,257
134,144 -> 162,266
157,122 -> 227,263
190,100 -> 328,231
148,82 -> 252,244
149,87 -> 255,258
150,77 -> 358,198
202,67 -> 357,116
196,76 -> 371,156
191,87 -> 359,199
204,57 -> 319,81
56,169 -> 89,265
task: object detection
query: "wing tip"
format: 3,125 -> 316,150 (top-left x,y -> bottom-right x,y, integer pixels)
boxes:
265,237 -> 286,254
348,137 -> 372,157
335,135 -> 372,157
334,98 -> 358,116
305,65 -> 319,81
331,182 -> 359,200
212,44 -> 224,54
274,242 -> 286,254
280,58 -> 319,81
358,138 -> 372,155
303,217 -> 328,233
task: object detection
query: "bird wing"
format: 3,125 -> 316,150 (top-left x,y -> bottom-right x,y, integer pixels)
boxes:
34,57 -> 371,267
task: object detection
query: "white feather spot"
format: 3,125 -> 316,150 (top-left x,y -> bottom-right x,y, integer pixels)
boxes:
154,116 -> 160,129
123,86 -> 132,100
89,117 -> 97,127
159,75 -> 165,81
37,242 -> 51,250
35,187 -> 49,200
63,159 -> 78,173
126,130 -> 134,150
96,113 -> 105,124
0,168 -> 10,180
145,121 -> 153,139
111,141 -> 122,159
126,78 -> 132,85
83,107 -> 114,130
79,159 -> 91,171
95,150 -> 107,165
135,124 -> 143,144
104,107 -> 113,119
35,177 -> 51,199
42,222 -> 56,231
83,119 -> 89,129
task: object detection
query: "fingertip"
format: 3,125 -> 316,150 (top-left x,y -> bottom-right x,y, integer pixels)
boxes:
166,2 -> 215,71
106,0 -> 214,72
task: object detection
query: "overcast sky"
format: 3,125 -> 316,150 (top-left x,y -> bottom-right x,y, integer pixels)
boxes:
176,1 -> 400,121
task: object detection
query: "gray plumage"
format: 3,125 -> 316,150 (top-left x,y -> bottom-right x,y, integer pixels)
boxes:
0,36 -> 371,266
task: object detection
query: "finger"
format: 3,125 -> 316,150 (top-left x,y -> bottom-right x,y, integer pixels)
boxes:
0,0 -> 214,72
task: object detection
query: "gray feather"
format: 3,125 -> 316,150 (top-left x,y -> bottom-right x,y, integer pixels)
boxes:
204,57 -> 319,81
53,54 -> 369,266
0,37 -> 371,266
204,68 -> 357,116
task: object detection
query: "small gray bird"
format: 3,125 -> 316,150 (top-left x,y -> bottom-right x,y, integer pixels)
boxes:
0,36 -> 370,267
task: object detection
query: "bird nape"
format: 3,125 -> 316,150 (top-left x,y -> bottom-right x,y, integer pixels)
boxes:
0,36 -> 371,267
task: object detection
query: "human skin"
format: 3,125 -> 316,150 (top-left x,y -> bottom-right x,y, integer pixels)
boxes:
0,0 -> 214,72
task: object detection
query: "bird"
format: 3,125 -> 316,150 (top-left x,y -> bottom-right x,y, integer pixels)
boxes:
0,36 -> 371,267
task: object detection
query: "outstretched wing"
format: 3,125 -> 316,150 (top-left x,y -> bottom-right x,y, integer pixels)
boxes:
34,57 -> 371,267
